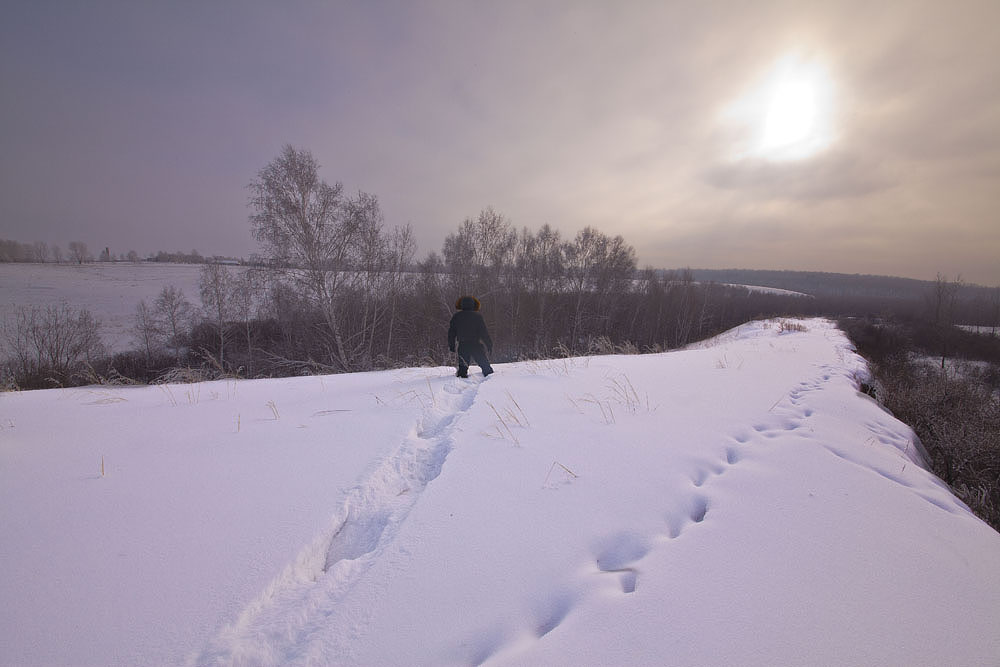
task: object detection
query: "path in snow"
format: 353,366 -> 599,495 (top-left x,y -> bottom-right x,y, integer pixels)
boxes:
6,319 -> 998,666
192,374 -> 486,666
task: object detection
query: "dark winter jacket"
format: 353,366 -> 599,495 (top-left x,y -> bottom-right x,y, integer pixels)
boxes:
448,297 -> 493,353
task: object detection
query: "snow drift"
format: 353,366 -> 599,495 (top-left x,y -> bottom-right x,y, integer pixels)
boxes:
1,318 -> 998,666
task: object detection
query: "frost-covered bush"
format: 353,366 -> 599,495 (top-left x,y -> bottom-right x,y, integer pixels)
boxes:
842,317 -> 1000,531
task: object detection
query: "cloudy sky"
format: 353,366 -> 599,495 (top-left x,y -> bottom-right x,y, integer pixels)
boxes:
2,1 -> 998,284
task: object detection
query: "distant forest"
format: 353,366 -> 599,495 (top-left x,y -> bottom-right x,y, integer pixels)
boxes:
688,268 -> 1000,306
689,268 -> 938,299
0,238 -> 239,266
3,237 -> 996,304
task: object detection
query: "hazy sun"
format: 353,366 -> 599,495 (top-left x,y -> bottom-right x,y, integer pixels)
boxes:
725,54 -> 836,161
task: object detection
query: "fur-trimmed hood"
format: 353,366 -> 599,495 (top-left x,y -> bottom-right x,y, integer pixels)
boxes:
455,295 -> 481,311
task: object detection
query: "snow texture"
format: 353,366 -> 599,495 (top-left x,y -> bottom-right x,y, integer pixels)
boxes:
2,318 -> 998,666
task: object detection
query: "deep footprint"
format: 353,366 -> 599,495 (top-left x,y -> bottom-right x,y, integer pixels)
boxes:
534,594 -> 575,637
593,532 -> 650,571
689,496 -> 708,523
665,494 -> 709,538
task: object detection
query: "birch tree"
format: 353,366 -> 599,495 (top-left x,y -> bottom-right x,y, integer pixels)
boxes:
248,145 -> 359,369
199,263 -> 235,365
154,285 -> 194,364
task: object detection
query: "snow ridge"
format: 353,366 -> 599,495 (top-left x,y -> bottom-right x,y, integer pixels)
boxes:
192,374 -> 484,666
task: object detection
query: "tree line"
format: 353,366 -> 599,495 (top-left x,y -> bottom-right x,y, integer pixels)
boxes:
2,146 -> 808,388
4,145 -> 996,391
0,239 -> 109,264
0,238 -> 246,266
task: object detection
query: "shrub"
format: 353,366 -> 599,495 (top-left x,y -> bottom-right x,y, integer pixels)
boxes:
843,317 -> 1000,531
878,362 -> 1000,529
1,304 -> 106,389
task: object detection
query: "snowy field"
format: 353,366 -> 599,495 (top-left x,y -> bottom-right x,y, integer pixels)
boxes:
0,262 -> 208,352
0,263 -> 812,357
2,318 -> 999,666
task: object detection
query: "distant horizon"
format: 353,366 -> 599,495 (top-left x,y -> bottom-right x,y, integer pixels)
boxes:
1,235 -> 987,288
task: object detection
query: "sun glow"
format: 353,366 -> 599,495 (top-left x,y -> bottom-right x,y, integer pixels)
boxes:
725,54 -> 836,161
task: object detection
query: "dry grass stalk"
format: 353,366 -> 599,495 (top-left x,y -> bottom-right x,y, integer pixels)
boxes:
486,401 -> 520,445
505,391 -> 530,426
543,460 -> 579,487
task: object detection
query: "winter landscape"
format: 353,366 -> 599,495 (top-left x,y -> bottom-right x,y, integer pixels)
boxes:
4,2 -> 1000,665
0,262 -> 210,353
3,317 -> 999,666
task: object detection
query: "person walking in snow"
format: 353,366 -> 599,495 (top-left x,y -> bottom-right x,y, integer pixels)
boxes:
448,295 -> 494,378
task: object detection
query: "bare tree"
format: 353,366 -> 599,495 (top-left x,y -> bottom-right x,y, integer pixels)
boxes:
0,239 -> 22,261
3,304 -> 104,385
249,145 -> 360,369
384,224 -> 416,358
990,285 -> 1000,337
32,241 -> 50,263
68,241 -> 92,264
516,224 -> 565,353
442,207 -> 517,295
154,285 -> 194,363
199,263 -> 234,365
131,300 -> 160,363
564,227 -> 637,346
350,191 -> 391,363
669,269 -> 700,347
927,273 -> 963,370
232,268 -> 265,375
0,240 -> 56,263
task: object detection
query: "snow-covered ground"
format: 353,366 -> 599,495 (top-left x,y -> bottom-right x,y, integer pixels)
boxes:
722,282 -> 812,298
0,262 -> 208,352
2,318 -> 998,666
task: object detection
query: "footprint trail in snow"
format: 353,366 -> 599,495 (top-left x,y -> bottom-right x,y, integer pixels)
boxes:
192,374 -> 484,666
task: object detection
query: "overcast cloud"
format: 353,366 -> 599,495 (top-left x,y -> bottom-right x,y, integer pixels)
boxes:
1,0 -> 998,283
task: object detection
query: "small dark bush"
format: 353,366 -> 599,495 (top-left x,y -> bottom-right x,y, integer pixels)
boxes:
107,350 -> 178,384
838,317 -> 910,366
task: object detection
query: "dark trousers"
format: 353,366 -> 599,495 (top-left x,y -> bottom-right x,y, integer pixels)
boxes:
457,341 -> 493,377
